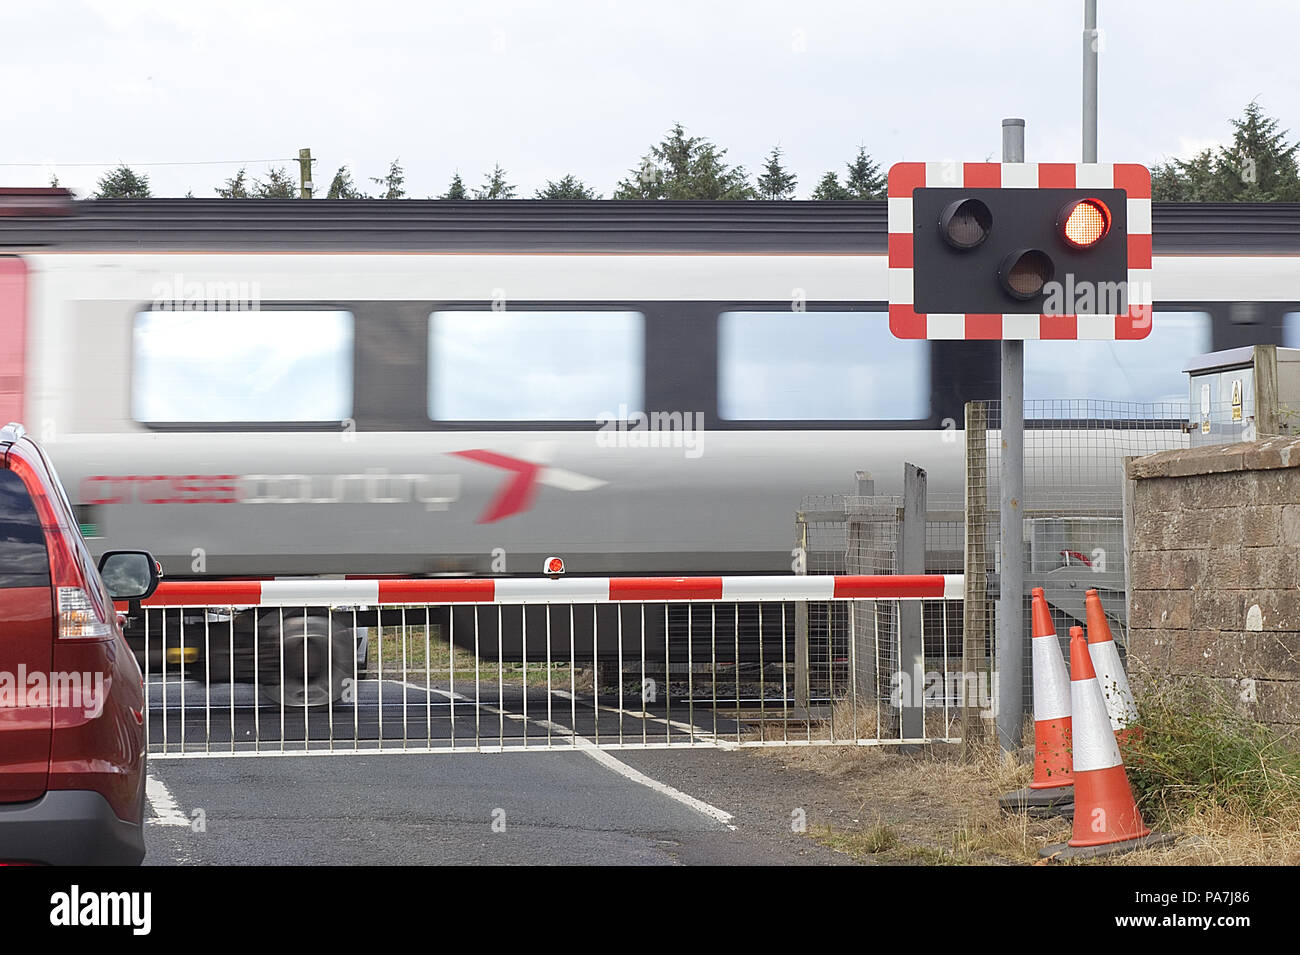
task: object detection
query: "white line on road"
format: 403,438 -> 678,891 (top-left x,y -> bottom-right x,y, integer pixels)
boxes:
419,681 -> 737,828
582,747 -> 737,830
146,773 -> 192,827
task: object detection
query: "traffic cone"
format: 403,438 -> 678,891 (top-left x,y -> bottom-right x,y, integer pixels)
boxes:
1065,625 -> 1150,849
1029,588 -> 1073,790
1084,589 -> 1139,742
999,588 -> 1073,815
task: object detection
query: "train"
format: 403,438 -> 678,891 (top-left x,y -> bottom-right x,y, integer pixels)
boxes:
2,192 -> 1297,701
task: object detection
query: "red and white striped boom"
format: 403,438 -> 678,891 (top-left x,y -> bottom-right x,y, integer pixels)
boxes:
134,574 -> 964,607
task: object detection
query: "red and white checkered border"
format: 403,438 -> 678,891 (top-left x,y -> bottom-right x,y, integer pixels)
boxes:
886,162 -> 1152,341
128,574 -> 965,608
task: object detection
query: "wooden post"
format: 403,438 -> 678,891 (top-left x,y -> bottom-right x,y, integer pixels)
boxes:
1255,344 -> 1280,437
298,148 -> 313,199
961,401 -> 989,757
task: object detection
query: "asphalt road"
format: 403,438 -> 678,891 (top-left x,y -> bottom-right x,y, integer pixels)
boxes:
142,670 -> 864,865
145,676 -> 747,752
143,748 -> 856,865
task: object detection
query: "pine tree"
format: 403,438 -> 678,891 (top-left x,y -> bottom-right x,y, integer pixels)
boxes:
253,167 -> 297,198
843,146 -> 885,199
534,174 -> 600,199
370,159 -> 406,199
474,163 -> 516,199
92,165 -> 151,199
326,166 -> 366,199
614,124 -> 755,199
215,168 -> 251,198
440,172 -> 468,199
1152,102 -> 1300,201
756,146 -> 797,200
810,171 -> 852,200
1220,101 -> 1300,200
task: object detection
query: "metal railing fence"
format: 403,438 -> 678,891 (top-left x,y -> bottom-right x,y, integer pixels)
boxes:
128,574 -> 965,757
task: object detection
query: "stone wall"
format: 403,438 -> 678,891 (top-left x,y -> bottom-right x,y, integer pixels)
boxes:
1126,434 -> 1300,735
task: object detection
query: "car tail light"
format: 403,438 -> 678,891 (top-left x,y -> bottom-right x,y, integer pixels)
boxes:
5,443 -> 112,639
57,587 -> 111,639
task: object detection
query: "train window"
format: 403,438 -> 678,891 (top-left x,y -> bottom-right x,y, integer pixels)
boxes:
717,311 -> 930,420
428,310 -> 644,421
1281,313 -> 1300,346
1024,311 -> 1211,413
132,310 -> 354,423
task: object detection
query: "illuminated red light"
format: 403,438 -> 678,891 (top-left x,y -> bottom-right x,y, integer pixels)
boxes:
546,557 -> 564,574
1061,198 -> 1111,248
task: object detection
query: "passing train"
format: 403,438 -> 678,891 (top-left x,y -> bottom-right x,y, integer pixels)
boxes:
1,192 -> 1297,699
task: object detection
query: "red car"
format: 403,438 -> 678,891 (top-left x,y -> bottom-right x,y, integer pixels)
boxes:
0,423 -> 159,865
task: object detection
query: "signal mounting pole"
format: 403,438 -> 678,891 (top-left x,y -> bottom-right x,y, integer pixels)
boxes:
996,118 -> 1026,751
1084,0 -> 1098,164
886,0 -> 1145,753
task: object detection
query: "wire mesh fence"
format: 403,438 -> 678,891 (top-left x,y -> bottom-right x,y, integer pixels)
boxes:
978,399 -> 1189,716
796,398 -> 1191,735
796,483 -> 973,738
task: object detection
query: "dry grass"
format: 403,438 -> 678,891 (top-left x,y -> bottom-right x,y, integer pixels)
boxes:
768,738 -> 1060,864
767,679 -> 1300,865
742,698 -> 966,745
369,624 -> 591,689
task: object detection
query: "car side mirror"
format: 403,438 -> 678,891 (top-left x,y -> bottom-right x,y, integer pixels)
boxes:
97,550 -> 160,601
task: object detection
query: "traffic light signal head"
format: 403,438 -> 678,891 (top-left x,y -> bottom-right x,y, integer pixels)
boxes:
887,163 -> 1151,340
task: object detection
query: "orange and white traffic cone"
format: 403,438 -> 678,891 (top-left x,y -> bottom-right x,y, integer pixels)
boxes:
1029,588 -> 1073,790
1065,625 -> 1150,849
1085,589 -> 1139,742
1000,588 -> 1073,814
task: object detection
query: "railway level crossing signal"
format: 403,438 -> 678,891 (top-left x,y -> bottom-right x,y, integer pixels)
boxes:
888,148 -> 1153,752
886,162 -> 1151,341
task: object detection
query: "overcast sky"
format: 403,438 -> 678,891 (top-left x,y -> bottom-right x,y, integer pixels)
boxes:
2,0 -> 1296,199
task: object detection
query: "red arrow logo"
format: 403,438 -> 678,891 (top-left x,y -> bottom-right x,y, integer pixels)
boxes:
450,449 -> 543,523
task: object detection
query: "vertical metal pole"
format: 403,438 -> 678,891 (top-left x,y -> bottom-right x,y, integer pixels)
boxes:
997,118 -> 1026,752
793,513 -> 809,713
851,470 -> 877,717
1083,1 -> 1099,164
898,463 -> 926,740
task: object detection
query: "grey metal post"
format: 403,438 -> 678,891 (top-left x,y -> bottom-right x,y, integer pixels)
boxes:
997,118 -> 1026,751
898,463 -> 926,739
1083,0 -> 1098,163
794,513 -> 809,712
851,471 -> 876,719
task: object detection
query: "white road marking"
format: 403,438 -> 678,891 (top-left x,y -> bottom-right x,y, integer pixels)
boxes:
146,773 -> 191,827
550,688 -> 739,750
581,747 -> 736,829
415,681 -> 737,827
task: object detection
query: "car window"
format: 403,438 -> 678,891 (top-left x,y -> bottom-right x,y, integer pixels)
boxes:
0,468 -> 50,589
